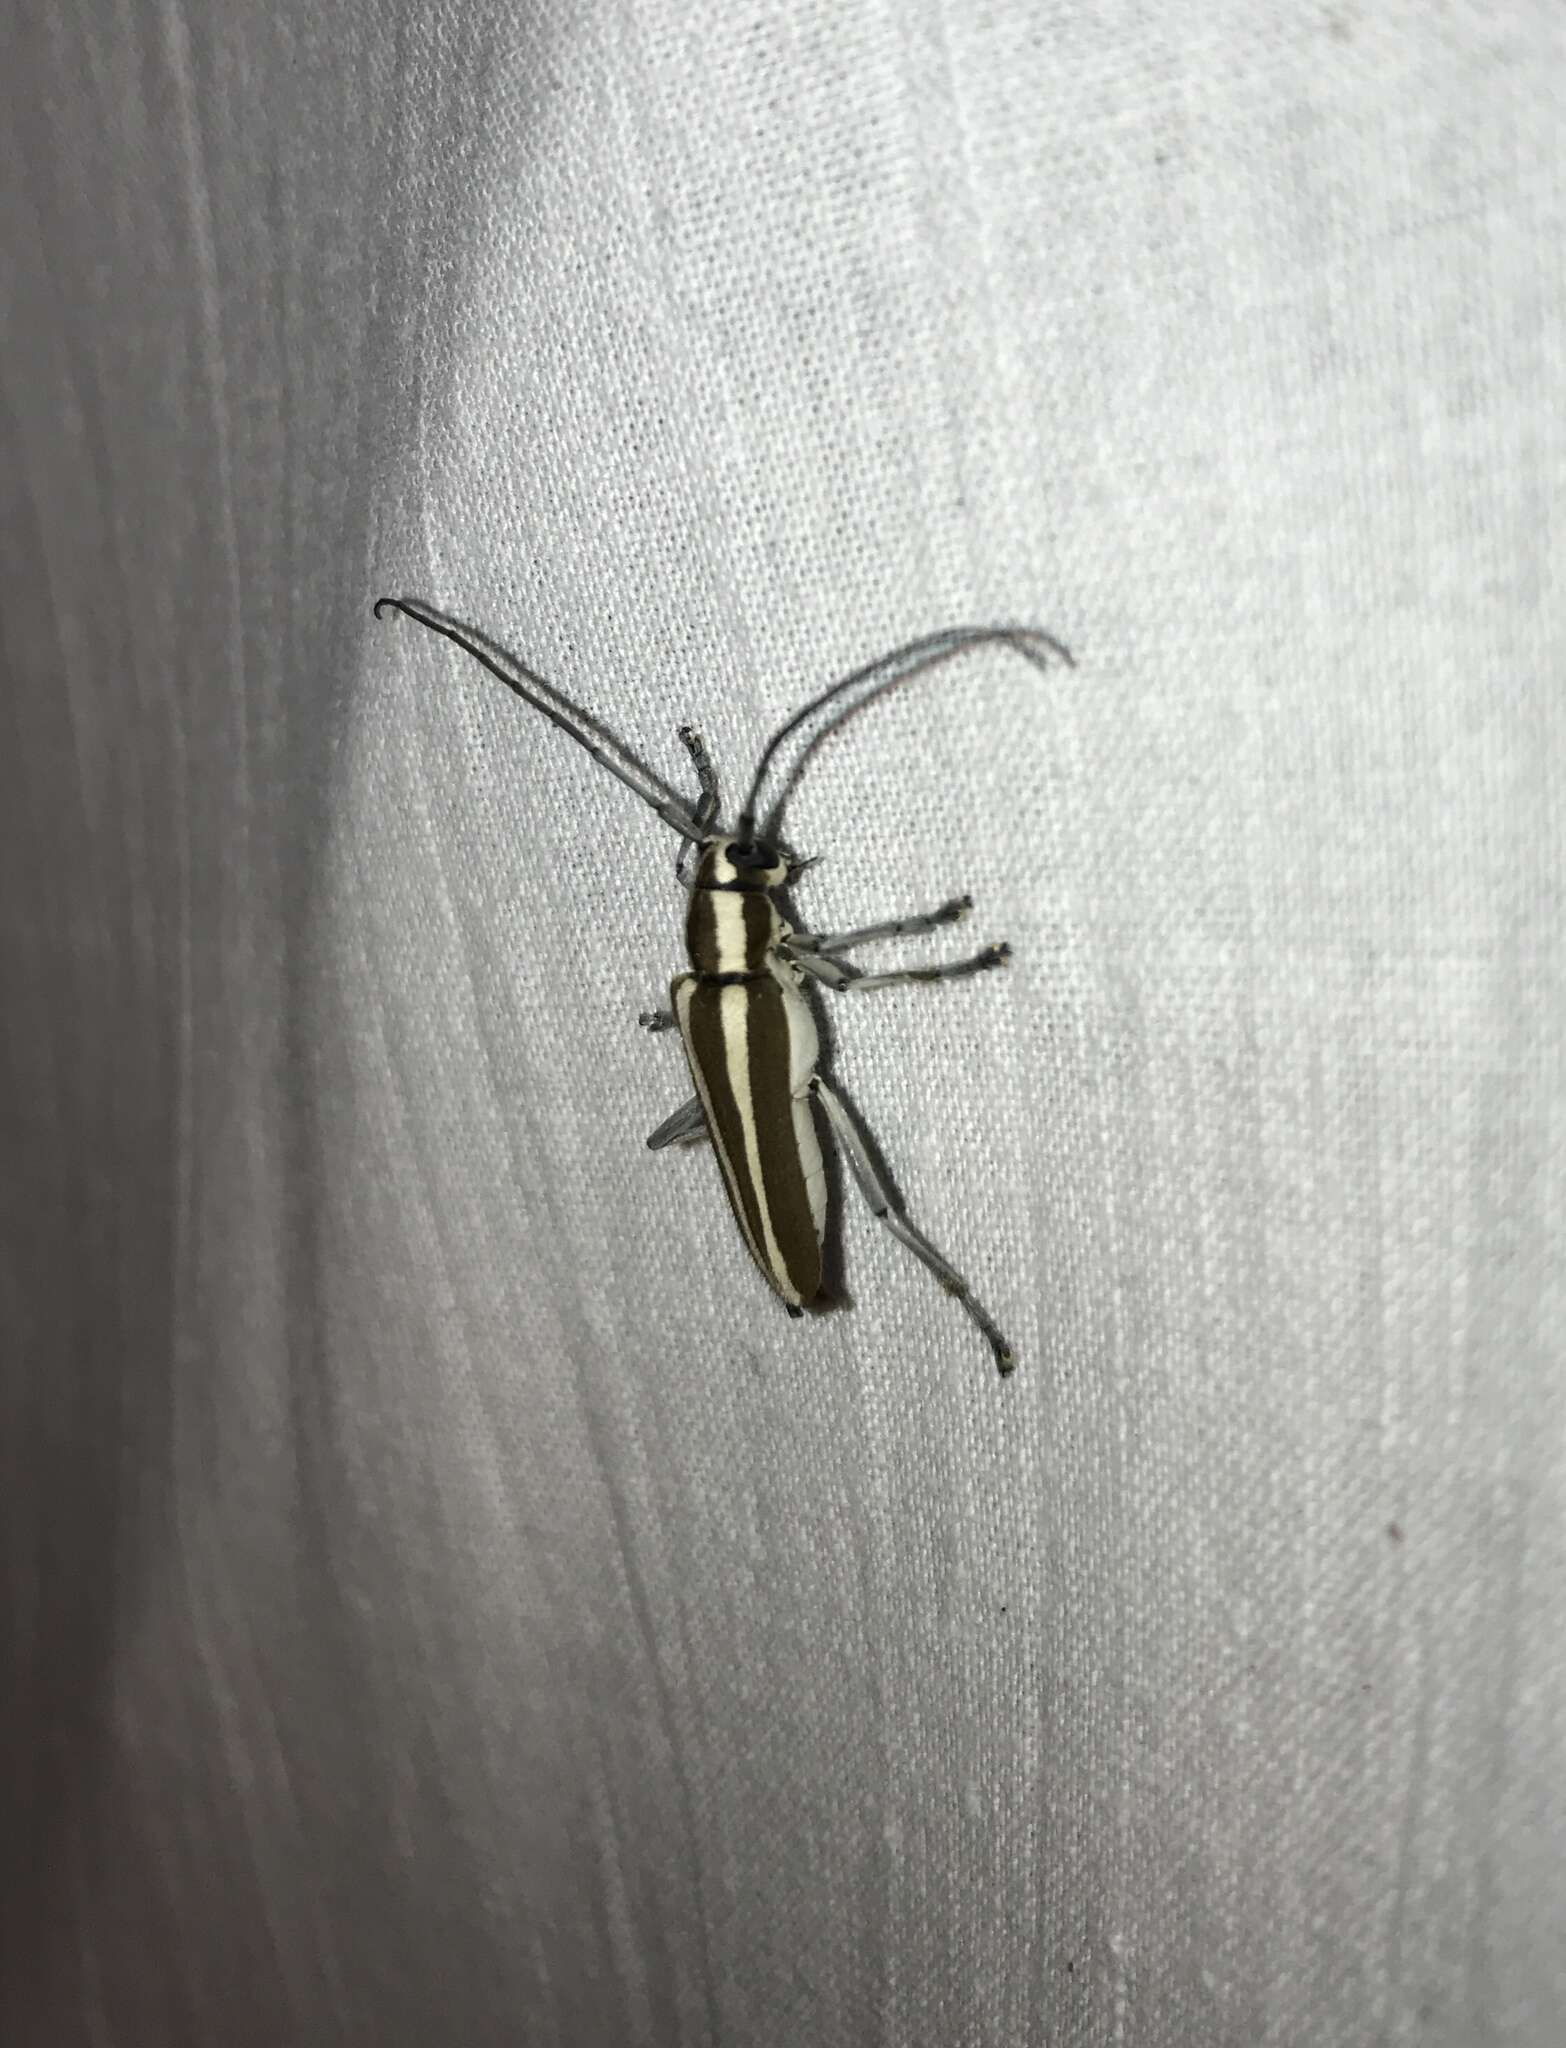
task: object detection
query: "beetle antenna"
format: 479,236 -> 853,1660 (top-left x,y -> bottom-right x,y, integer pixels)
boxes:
738,624 -> 1073,836
374,597 -> 706,843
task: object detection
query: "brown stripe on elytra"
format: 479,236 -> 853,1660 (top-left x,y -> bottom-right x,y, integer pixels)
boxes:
677,979 -> 774,1285
743,982 -> 823,1303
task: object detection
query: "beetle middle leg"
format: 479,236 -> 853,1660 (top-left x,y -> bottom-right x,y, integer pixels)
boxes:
792,893 -> 975,955
786,941 -> 1010,995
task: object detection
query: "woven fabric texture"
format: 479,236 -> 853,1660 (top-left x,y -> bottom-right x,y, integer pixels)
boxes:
3,3 -> 1562,2043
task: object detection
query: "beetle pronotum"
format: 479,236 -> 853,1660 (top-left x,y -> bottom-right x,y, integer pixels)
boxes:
374,596 -> 1072,1374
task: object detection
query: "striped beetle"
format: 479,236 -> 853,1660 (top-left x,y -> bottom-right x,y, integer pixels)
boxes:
374,597 -> 1072,1374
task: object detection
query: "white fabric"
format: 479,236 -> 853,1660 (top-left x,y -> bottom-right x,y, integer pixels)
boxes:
3,3 -> 1563,2041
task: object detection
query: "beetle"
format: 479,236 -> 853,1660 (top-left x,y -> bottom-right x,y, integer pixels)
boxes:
373,596 -> 1072,1373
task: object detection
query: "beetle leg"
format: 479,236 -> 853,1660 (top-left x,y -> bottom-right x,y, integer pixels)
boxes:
808,1075 -> 1014,1374
786,940 -> 1010,994
645,1096 -> 708,1150
792,893 -> 974,954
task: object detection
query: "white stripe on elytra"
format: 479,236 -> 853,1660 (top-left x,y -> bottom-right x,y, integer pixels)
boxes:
720,982 -> 794,1295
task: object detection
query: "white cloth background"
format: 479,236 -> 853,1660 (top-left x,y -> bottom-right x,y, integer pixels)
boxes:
3,3 -> 1562,2043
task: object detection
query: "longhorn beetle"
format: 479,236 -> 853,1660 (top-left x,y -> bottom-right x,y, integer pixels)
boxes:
373,596 -> 1072,1374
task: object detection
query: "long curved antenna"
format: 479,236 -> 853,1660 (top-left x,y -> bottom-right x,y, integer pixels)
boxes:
374,597 -> 706,843
739,625 -> 1074,836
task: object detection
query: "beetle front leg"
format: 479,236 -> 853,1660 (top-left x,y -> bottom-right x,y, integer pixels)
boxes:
674,725 -> 720,887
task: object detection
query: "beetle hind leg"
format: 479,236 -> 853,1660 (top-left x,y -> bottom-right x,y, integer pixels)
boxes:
808,1075 -> 1015,1374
